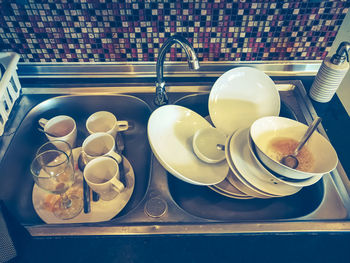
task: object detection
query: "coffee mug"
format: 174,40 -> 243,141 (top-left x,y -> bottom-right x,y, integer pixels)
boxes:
38,115 -> 77,148
84,156 -> 125,201
81,132 -> 122,164
86,111 -> 129,138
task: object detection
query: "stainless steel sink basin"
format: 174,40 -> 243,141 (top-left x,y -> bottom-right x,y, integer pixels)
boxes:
168,93 -> 324,221
1,65 -> 350,236
0,94 -> 152,225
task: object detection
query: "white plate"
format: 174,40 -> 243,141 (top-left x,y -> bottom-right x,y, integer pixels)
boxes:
208,184 -> 253,199
209,67 -> 280,135
225,133 -> 276,199
209,170 -> 252,199
148,105 -> 229,185
32,147 -> 135,224
229,128 -> 302,196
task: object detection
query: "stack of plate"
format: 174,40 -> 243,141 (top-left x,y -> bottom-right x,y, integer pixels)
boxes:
214,128 -> 305,199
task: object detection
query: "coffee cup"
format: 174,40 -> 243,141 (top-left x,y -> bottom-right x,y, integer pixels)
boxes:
86,111 -> 128,138
84,156 -> 125,201
38,115 -> 77,148
81,132 -> 122,164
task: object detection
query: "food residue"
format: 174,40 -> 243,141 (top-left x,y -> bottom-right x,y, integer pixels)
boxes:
266,137 -> 314,172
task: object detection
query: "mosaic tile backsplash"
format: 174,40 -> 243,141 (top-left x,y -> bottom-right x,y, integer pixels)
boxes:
0,0 -> 348,62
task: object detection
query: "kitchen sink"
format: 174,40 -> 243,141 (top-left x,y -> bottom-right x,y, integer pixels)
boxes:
0,94 -> 152,225
0,70 -> 350,236
168,93 -> 324,221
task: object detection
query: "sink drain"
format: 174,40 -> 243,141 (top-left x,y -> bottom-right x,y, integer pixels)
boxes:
144,197 -> 167,218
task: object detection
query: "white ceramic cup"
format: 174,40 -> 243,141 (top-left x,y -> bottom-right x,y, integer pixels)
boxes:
82,132 -> 122,164
86,111 -> 129,138
38,115 -> 77,148
84,156 -> 125,201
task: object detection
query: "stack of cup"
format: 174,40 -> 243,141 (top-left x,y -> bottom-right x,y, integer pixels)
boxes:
81,111 -> 129,201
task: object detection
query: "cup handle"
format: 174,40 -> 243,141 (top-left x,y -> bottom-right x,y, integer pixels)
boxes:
108,151 -> 122,164
38,118 -> 48,129
117,120 -> 129,131
111,177 -> 125,193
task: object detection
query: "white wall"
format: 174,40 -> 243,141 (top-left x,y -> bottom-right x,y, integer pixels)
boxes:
331,10 -> 350,116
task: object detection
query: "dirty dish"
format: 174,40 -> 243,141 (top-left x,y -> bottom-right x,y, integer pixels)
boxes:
247,132 -> 324,187
86,111 -> 129,139
209,170 -> 252,199
280,117 -> 322,169
148,105 -> 229,185
208,184 -> 253,199
32,147 -> 135,224
250,116 -> 338,180
209,67 -> 280,135
224,132 -> 276,199
192,126 -> 226,163
228,128 -> 302,197
38,115 -> 77,148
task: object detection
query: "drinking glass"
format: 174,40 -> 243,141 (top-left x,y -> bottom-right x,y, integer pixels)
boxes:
36,140 -> 74,168
31,149 -> 83,220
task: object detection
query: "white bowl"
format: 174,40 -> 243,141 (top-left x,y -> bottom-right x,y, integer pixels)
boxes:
147,105 -> 229,186
247,130 -> 324,187
250,116 -> 338,180
227,128 -> 302,197
192,127 -> 226,164
208,67 -> 280,135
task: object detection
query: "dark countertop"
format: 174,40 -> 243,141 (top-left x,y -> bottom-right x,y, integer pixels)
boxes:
2,77 -> 350,263
298,77 -> 350,179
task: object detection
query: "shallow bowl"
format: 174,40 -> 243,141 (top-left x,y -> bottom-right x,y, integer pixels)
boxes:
250,116 -> 338,180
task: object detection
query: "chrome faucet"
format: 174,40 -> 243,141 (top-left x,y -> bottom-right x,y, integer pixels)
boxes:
154,35 -> 200,106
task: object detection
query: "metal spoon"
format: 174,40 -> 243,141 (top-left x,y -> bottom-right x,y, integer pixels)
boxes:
37,127 -> 59,137
77,153 -> 91,213
78,153 -> 99,208
280,117 -> 322,169
115,132 -> 126,185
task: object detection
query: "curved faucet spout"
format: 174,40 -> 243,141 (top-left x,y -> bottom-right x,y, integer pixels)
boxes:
154,35 -> 200,106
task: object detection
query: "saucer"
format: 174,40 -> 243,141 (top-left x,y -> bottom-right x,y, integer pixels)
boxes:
32,147 -> 135,224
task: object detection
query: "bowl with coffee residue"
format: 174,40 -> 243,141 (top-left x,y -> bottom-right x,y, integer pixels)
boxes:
249,116 -> 338,180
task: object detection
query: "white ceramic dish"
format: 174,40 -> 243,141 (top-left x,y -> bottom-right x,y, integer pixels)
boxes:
32,148 -> 135,224
247,132 -> 324,187
224,133 -> 276,199
192,126 -> 226,163
250,116 -> 338,180
228,128 -> 302,197
208,67 -> 280,135
209,170 -> 252,198
226,164 -> 273,199
147,105 -> 229,185
208,184 -> 253,199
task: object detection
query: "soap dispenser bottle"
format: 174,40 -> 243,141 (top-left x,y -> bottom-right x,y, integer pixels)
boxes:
309,41 -> 350,103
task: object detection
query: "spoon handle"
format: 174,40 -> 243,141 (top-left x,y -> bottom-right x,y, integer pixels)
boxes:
37,127 -> 57,138
294,117 -> 322,155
